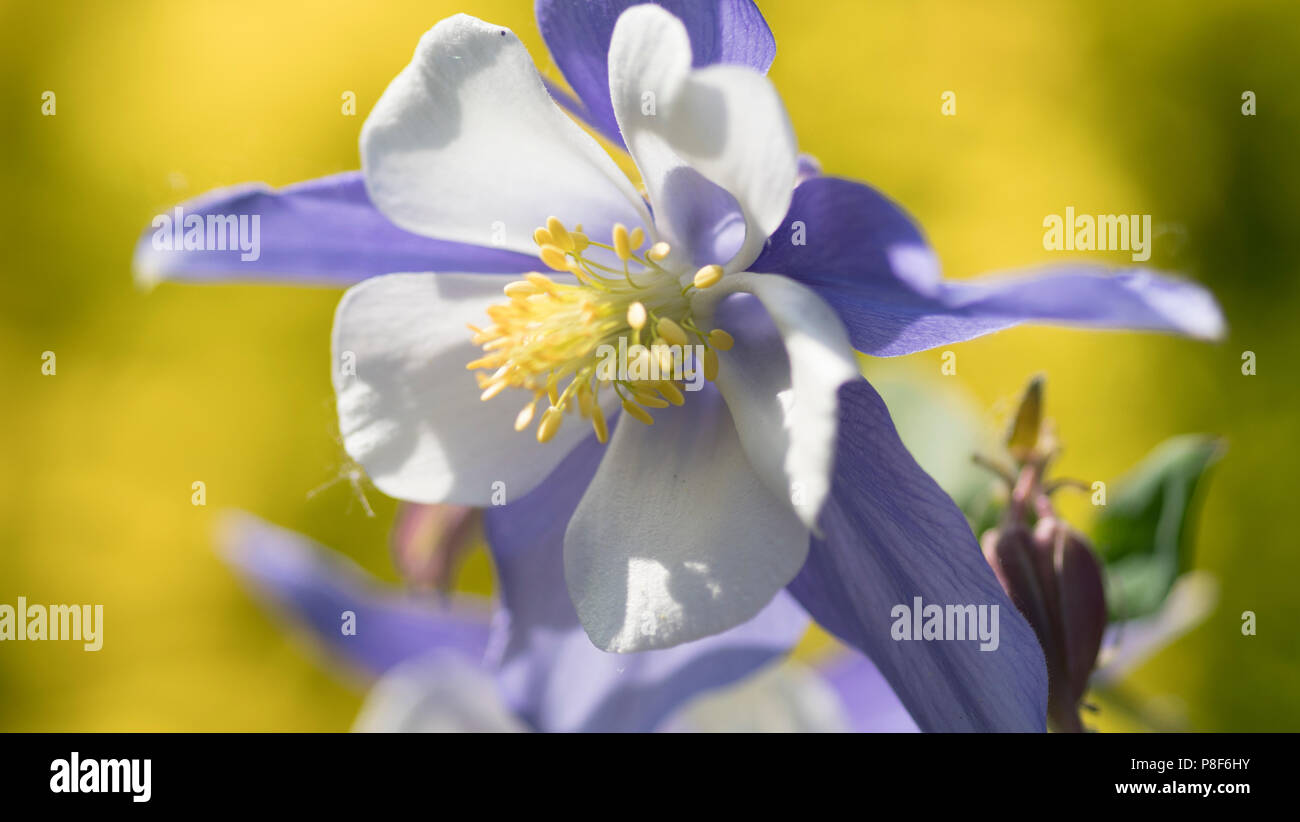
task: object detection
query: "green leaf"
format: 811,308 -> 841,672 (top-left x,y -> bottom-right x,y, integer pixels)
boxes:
1092,435 -> 1225,621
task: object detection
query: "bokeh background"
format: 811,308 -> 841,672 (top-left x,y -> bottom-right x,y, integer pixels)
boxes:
2,0 -> 1296,731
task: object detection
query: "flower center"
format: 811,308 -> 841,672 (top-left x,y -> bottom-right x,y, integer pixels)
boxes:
467,217 -> 735,444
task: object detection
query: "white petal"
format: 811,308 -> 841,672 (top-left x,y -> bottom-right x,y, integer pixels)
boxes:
361,14 -> 650,256
352,652 -> 526,733
332,272 -> 602,505
608,5 -> 797,272
692,273 -> 861,530
564,387 -> 810,652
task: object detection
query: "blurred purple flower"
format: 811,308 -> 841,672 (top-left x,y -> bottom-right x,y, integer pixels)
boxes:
221,512 -> 808,732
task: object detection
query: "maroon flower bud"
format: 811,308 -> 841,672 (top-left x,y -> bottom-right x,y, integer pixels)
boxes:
983,517 -> 1107,732
1035,517 -> 1107,730
983,524 -> 1054,653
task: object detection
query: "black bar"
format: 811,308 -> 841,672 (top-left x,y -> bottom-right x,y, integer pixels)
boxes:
0,733 -> 1283,809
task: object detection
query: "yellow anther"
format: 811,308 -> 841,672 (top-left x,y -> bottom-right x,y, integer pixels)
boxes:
708,328 -> 735,351
622,400 -> 655,426
537,406 -> 564,443
656,345 -> 676,373
631,389 -> 669,409
656,381 -> 685,406
572,232 -> 589,253
591,404 -> 609,443
657,317 -> 688,347
627,301 -> 647,330
546,217 -> 573,251
613,224 -> 631,260
693,264 -> 723,289
533,227 -> 554,247
539,244 -> 570,271
481,381 -> 508,401
525,272 -> 556,291
504,280 -> 539,299
514,401 -> 537,431
629,227 -> 645,249
703,348 -> 719,381
647,241 -> 671,262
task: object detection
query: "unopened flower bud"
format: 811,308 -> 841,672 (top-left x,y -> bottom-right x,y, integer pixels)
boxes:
1035,516 -> 1107,731
983,517 -> 1107,732
1005,375 -> 1044,462
982,524 -> 1055,654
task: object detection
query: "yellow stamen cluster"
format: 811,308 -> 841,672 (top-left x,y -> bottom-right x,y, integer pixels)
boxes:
466,217 -> 735,444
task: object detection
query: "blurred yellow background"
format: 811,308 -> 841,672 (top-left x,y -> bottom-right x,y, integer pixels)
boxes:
1,0 -> 1296,730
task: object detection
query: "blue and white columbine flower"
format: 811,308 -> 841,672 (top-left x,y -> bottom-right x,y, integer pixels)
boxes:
135,1 -> 1224,731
